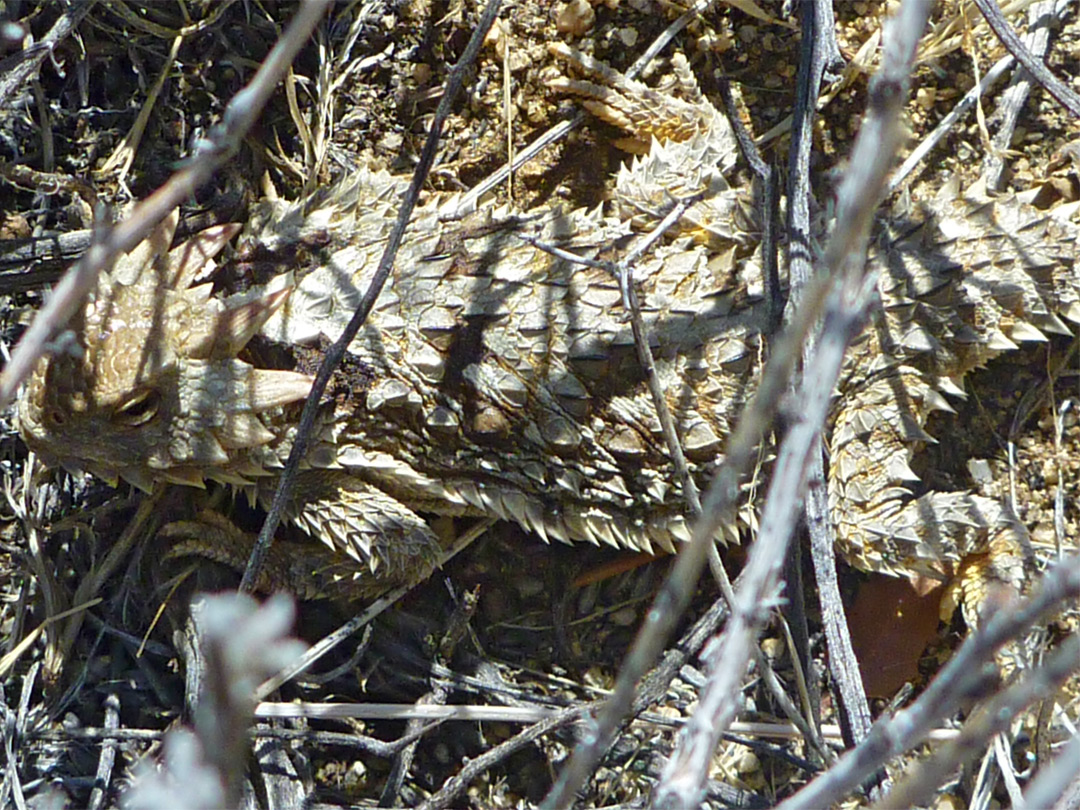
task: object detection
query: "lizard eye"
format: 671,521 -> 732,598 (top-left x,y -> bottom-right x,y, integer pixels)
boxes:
46,408 -> 66,428
114,388 -> 161,427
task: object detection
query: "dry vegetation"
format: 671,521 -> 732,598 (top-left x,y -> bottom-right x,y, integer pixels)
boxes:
0,1 -> 1077,808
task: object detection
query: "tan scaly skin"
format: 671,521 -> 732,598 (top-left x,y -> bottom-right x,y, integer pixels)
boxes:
18,47 -> 1080,614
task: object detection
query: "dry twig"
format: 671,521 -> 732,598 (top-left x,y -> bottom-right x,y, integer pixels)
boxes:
651,2 -> 933,805
971,0 -> 1080,118
240,0 -> 504,595
776,556 -> 1080,810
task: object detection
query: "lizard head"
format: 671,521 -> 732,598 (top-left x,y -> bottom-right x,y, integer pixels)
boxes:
18,211 -> 314,491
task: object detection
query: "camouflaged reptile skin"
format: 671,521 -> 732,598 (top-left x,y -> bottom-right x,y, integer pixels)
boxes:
17,45 -> 1080,609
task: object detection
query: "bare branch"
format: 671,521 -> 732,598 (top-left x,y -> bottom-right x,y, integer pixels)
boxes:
254,520 -> 491,699
981,0 -> 1065,190
651,2 -> 933,805
874,632 -> 1080,809
1021,731 -> 1080,810
543,4 -> 934,804
123,594 -> 306,810
776,556 -> 1080,810
0,0 -> 95,109
971,0 -> 1080,118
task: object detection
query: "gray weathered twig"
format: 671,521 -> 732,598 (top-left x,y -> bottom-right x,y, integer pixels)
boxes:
0,0 -> 95,109
981,0 -> 1065,190
1020,730 -> 1080,810
123,594 -> 307,810
776,556 -> 1080,810
971,0 -> 1080,118
786,0 -> 874,758
650,2 -> 933,805
543,4 -> 933,804
873,632 -> 1080,809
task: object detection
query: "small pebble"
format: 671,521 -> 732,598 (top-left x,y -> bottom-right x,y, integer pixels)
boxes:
760,636 -> 785,663
556,0 -> 595,37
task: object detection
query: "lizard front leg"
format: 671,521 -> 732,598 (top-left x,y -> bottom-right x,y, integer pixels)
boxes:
259,470 -> 447,589
163,471 -> 445,601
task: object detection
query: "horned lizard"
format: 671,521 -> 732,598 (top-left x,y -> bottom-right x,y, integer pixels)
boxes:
16,45 -> 1080,617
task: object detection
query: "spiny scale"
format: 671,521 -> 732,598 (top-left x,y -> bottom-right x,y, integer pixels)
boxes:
17,47 -> 1079,608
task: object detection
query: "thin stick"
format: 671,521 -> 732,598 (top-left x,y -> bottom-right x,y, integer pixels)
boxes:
786,0 -> 869,762
240,0 -> 503,595
254,519 -> 492,699
86,694 -> 120,810
776,556 -> 1080,810
873,636 -> 1080,809
1020,732 -> 1080,810
0,0 -> 95,109
618,196 -> 704,514
252,702 -> 967,743
981,0 -> 1064,189
971,0 -> 1080,117
651,2 -> 933,804
889,51 -> 1015,193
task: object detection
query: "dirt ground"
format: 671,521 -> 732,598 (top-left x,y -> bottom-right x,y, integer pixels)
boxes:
0,1 -> 1077,808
